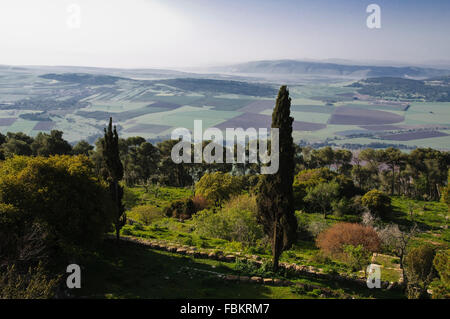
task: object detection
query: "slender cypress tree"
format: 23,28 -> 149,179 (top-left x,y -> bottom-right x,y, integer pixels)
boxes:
256,86 -> 297,271
102,117 -> 125,240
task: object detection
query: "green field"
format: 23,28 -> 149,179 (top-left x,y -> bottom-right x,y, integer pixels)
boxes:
0,66 -> 449,149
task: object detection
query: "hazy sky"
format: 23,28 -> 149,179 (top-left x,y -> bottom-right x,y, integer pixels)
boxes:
0,0 -> 449,69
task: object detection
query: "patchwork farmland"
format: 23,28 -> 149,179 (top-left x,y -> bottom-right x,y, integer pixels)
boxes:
0,66 -> 449,150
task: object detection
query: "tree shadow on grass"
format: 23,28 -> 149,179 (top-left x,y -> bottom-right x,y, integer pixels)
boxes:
74,240 -> 276,299
385,208 -> 431,231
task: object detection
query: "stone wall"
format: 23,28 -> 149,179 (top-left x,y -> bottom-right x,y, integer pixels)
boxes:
110,235 -> 399,291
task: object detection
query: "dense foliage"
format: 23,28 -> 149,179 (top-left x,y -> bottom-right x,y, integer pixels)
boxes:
405,245 -> 436,299
0,155 -> 115,263
192,194 -> 263,247
256,85 -> 297,271
361,189 -> 392,218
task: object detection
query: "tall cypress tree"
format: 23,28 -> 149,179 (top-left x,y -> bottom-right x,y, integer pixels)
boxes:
102,117 -> 125,240
256,86 -> 297,271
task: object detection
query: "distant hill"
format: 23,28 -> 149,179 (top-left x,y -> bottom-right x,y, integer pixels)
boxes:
157,78 -> 277,97
39,73 -> 277,97
348,76 -> 450,101
213,60 -> 450,79
40,73 -> 128,85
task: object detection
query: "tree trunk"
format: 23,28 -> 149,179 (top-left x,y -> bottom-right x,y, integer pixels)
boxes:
272,221 -> 279,272
114,179 -> 120,241
391,167 -> 395,196
399,255 -> 408,289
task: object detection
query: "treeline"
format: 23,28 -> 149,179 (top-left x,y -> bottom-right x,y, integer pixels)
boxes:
0,129 -> 448,202
349,76 -> 450,102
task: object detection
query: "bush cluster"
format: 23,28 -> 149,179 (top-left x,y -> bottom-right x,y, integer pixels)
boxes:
316,222 -> 381,259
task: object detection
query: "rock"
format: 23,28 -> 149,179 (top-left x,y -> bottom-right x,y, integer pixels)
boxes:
273,279 -> 283,286
225,275 -> 239,281
286,264 -> 295,271
199,251 -> 209,258
280,263 -> 290,270
176,248 -> 187,255
263,278 -> 273,285
250,276 -> 263,283
168,246 -> 177,252
186,250 -> 196,256
295,265 -> 304,273
225,255 -> 236,262
239,276 -> 250,282
208,252 -> 217,259
317,268 -> 326,275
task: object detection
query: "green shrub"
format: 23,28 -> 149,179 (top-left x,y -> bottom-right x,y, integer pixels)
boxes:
343,244 -> 371,273
132,223 -> 145,231
164,198 -> 195,220
310,251 -> 331,265
431,249 -> 449,299
307,289 -> 322,297
235,258 -> 274,277
290,285 -> 307,295
121,227 -> 133,235
405,245 -> 436,299
0,262 -> 60,299
332,198 -> 353,217
128,205 -> 163,226
122,186 -> 141,210
0,155 -> 115,261
195,172 -> 243,207
361,189 -> 392,218
192,195 -> 263,246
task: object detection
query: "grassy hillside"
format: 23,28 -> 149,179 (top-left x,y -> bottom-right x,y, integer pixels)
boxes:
108,185 -> 449,299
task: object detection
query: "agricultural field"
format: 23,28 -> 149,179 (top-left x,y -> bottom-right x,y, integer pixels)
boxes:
0,66 -> 449,149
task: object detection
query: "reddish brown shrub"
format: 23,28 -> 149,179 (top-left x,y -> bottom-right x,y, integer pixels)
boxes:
316,222 -> 381,258
192,195 -> 210,212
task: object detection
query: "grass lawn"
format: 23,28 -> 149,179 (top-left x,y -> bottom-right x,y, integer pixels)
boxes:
389,196 -> 449,247
73,240 -> 311,299
74,239 -> 402,299
124,185 -> 193,210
